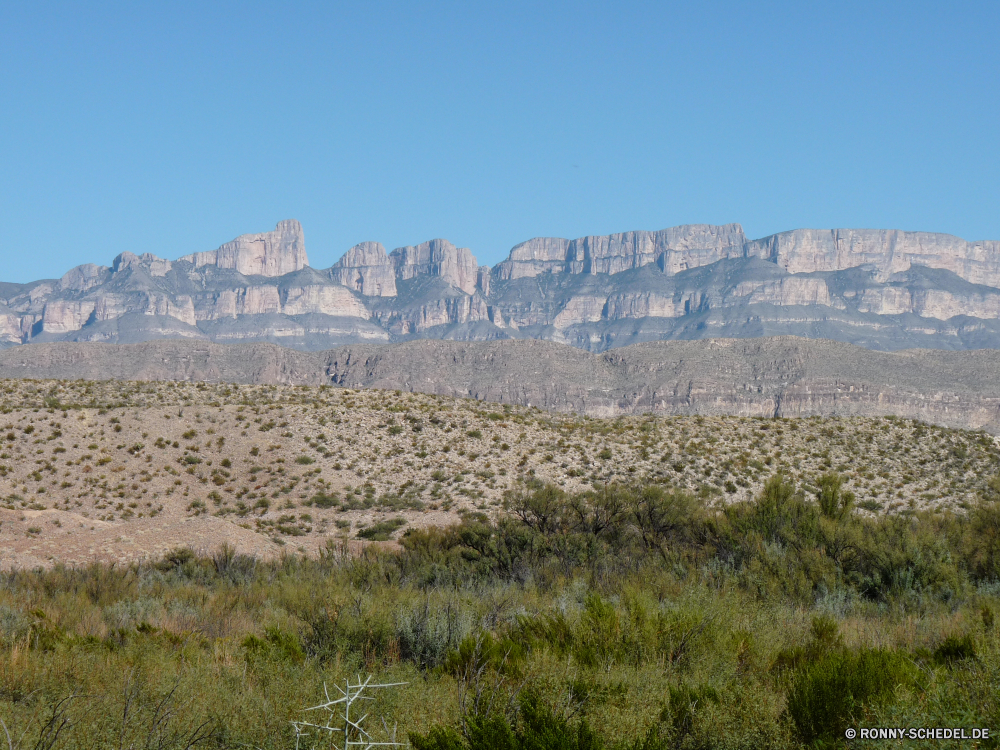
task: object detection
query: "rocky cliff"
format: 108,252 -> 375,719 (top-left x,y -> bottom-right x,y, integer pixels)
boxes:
5,219 -> 1000,352
178,219 -> 307,277
2,337 -> 998,433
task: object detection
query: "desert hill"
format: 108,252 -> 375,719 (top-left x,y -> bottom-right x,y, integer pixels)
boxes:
0,374 -> 996,569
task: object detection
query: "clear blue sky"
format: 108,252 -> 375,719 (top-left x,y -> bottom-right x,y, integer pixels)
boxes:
2,1 -> 998,282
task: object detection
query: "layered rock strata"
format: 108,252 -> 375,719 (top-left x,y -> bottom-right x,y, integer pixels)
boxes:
6,219 -> 1000,353
179,219 -> 307,277
2,337 -> 999,433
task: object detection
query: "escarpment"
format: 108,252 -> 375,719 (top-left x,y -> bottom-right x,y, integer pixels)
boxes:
2,337 -> 1000,433
5,219 -> 1000,352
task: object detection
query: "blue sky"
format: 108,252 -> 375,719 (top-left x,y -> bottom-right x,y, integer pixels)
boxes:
2,1 -> 998,282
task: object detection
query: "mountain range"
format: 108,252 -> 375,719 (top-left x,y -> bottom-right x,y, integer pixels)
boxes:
4,219 -> 1000,351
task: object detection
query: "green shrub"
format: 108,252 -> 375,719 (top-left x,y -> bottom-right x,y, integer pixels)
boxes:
308,492 -> 339,509
787,648 -> 916,745
816,472 -> 855,520
242,626 -> 305,665
933,634 -> 976,665
411,693 -> 602,750
358,517 -> 407,541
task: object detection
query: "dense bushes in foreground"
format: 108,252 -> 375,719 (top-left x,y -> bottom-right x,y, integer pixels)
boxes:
1,475 -> 999,748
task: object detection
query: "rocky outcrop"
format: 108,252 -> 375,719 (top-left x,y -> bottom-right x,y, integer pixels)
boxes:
377,293 -> 490,335
60,264 -> 108,292
390,239 -> 480,295
179,220 -> 308,277
112,252 -> 173,277
280,285 -> 371,318
0,307 -> 23,345
8,218 -> 1000,355
192,284 -> 369,320
194,287 -> 282,319
747,228 -> 1000,286
42,300 -> 96,333
495,224 -> 749,279
329,242 -> 397,297
3,337 -> 1000,432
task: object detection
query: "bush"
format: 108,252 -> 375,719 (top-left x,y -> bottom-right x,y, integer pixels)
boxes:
933,634 -> 977,665
242,626 -> 305,665
411,693 -> 602,750
787,648 -> 916,745
816,472 -> 854,520
308,492 -> 339,509
358,517 -> 407,541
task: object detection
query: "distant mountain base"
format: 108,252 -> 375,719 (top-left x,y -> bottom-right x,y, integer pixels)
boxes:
2,336 -> 999,433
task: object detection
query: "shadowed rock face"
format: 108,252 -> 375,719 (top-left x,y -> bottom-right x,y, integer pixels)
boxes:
5,219 -> 1000,352
329,242 -> 397,297
389,239 -> 481,295
2,337 -> 999,433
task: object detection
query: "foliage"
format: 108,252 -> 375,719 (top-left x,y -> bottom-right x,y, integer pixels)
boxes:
787,649 -> 917,746
1,476 -> 999,747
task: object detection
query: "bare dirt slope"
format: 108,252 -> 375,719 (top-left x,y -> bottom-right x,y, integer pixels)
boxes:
0,377 -> 997,569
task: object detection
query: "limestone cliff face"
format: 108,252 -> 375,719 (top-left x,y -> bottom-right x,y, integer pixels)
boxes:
194,287 -> 282,320
604,292 -> 693,320
0,308 -> 24,345
193,284 -> 369,320
390,239 -> 480,295
377,293 -> 490,335
9,218 -> 1000,354
553,296 -> 607,328
42,294 -> 198,333
495,224 -> 748,279
598,278 -> 836,323
42,300 -> 96,333
856,286 -> 1000,319
747,229 -> 1000,286
60,264 -> 109,292
329,242 -> 397,297
280,285 -> 371,318
113,252 -> 173,278
179,220 -> 307,277
730,277 -> 834,308
91,294 -> 197,327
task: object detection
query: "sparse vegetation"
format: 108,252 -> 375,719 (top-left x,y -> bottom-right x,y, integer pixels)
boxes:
0,475 -> 999,747
0,378 -> 999,744
0,377 -> 997,567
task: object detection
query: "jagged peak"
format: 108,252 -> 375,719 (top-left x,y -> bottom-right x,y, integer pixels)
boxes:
332,241 -> 391,269
178,220 -> 308,277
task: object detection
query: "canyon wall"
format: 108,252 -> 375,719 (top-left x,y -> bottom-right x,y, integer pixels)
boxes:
1,337 -> 998,433
4,219 -> 1000,353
